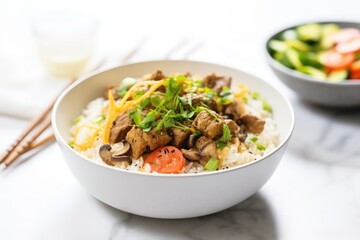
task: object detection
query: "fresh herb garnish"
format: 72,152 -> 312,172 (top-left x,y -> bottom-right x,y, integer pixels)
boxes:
138,111 -> 156,132
216,124 -> 232,149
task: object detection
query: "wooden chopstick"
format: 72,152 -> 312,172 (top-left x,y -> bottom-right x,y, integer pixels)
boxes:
0,60 -> 105,170
22,134 -> 56,155
0,117 -> 51,167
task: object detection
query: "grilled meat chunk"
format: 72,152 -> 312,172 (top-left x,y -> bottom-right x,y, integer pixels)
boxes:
192,110 -> 224,139
224,98 -> 246,121
147,70 -> 166,80
109,110 -> 133,144
203,73 -> 232,93
195,136 -> 217,159
126,127 -> 172,159
224,119 -> 240,136
239,114 -> 265,134
169,127 -> 192,148
191,93 -> 218,111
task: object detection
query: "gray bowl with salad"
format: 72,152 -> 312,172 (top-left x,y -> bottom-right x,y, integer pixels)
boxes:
266,21 -> 360,107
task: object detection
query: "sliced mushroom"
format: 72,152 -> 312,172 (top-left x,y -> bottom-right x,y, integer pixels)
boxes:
111,142 -> 131,156
181,149 -> 202,162
195,136 -> 217,159
187,134 -> 199,148
99,141 -> 131,166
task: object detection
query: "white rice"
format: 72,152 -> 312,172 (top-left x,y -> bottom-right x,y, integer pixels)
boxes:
70,95 -> 279,174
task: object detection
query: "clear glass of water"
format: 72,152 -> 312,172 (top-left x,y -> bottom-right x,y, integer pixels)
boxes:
33,11 -> 97,78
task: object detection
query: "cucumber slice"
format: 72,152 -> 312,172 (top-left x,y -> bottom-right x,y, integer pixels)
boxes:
299,52 -> 323,69
282,48 -> 302,69
327,70 -> 348,82
274,51 -> 283,61
321,24 -> 340,36
298,66 -> 326,79
285,39 -> 312,52
281,29 -> 297,40
279,48 -> 301,69
319,24 -> 340,50
296,23 -> 322,42
269,40 -> 287,53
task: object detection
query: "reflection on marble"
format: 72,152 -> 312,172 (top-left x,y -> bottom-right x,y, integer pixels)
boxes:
105,193 -> 276,240
290,100 -> 360,168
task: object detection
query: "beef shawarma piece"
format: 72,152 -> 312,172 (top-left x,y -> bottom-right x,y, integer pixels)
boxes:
192,110 -> 224,139
109,110 -> 133,144
190,93 -> 218,111
239,114 -> 265,134
223,98 -> 265,135
146,70 -> 166,80
169,127 -> 192,149
224,98 -> 246,121
203,73 -> 232,93
125,127 -> 172,159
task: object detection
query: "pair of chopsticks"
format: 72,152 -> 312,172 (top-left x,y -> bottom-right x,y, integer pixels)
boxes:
0,61 -> 105,171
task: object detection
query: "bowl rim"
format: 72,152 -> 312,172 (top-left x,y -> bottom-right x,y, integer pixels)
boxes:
265,20 -> 360,86
52,60 -> 295,178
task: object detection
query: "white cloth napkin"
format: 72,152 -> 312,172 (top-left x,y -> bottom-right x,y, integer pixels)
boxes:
0,78 -> 69,119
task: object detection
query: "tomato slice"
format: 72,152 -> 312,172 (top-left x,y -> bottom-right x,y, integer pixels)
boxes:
336,37 -> 360,54
331,28 -> 360,44
350,60 -> 360,80
323,51 -> 354,71
144,146 -> 185,174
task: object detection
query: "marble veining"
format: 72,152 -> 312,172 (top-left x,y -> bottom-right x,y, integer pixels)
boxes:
107,194 -> 276,240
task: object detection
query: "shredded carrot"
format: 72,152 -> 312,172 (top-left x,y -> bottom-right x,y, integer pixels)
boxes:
102,80 -> 166,143
102,89 -> 118,143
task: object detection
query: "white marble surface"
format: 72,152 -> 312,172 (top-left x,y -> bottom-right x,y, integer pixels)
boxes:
1,0 -> 360,239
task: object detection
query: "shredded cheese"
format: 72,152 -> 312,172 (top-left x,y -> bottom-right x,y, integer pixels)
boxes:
102,80 -> 165,143
234,84 -> 249,99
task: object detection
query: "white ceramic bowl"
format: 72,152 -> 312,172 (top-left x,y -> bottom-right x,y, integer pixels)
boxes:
52,60 -> 294,219
266,21 -> 360,107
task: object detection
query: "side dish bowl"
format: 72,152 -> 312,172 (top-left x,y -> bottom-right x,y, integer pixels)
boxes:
52,60 -> 294,219
266,21 -> 360,107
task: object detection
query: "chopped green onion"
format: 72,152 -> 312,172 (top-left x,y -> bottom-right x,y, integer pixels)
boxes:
257,144 -> 266,151
250,136 -> 258,142
73,116 -> 82,124
204,158 -> 219,171
91,114 -> 106,124
262,100 -> 272,112
68,141 -> 74,148
117,85 -> 127,97
251,91 -> 260,99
